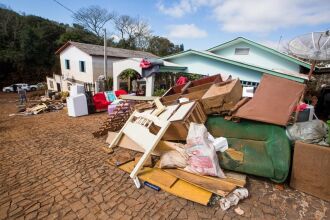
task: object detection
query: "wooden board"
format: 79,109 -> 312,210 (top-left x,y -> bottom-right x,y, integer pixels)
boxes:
149,170 -> 178,188
118,161 -> 212,205
106,132 -> 182,156
119,95 -> 158,101
164,169 -> 236,197
169,102 -> 195,121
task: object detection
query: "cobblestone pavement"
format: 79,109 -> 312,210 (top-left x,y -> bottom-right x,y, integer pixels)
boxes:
0,93 -> 329,220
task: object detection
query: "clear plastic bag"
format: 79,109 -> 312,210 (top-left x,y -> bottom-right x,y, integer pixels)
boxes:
287,120 -> 329,146
184,123 -> 226,178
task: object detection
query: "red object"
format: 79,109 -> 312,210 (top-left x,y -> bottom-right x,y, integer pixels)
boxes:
93,92 -> 111,112
176,76 -> 188,85
115,90 -> 128,97
140,59 -> 151,69
296,103 -> 308,112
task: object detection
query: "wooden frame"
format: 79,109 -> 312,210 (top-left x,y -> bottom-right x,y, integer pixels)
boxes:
108,111 -> 170,188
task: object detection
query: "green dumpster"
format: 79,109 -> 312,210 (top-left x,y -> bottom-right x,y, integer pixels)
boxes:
206,116 -> 291,183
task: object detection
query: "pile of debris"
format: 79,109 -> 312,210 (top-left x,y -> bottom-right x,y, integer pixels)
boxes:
10,98 -> 65,116
102,73 -> 330,208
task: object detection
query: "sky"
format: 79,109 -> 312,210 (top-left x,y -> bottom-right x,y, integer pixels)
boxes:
1,0 -> 330,51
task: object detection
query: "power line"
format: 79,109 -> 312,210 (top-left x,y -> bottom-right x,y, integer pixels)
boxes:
52,0 -> 75,14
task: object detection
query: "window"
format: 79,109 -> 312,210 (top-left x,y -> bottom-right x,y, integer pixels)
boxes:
235,48 -> 250,55
65,59 -> 70,69
79,61 -> 85,72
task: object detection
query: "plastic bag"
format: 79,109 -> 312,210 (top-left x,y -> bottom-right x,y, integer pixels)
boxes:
184,123 -> 226,178
208,133 -> 228,152
286,120 -> 329,146
159,145 -> 189,168
219,188 -> 249,210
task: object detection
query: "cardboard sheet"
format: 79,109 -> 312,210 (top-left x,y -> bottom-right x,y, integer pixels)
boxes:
290,141 -> 330,202
234,75 -> 305,126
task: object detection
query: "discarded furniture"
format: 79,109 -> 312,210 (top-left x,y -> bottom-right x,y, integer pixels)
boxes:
149,101 -> 207,140
206,116 -> 290,183
201,79 -> 242,114
234,75 -> 306,126
108,111 -> 170,188
290,141 -> 330,202
161,74 -> 222,105
67,94 -> 88,117
93,92 -> 111,112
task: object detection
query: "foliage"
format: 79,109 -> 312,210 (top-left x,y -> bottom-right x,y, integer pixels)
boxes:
176,72 -> 203,81
119,69 -> 138,80
73,5 -> 115,37
147,36 -> 183,56
153,88 -> 167,97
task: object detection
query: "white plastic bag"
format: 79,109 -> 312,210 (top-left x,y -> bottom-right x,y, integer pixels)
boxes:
184,123 -> 226,178
219,188 -> 249,210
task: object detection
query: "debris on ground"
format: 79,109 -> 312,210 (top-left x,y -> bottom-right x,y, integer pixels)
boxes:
101,73 -> 329,210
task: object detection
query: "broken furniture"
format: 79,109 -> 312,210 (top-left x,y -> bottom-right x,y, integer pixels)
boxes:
234,75 -> 306,126
206,116 -> 290,183
148,101 -> 207,141
290,141 -> 330,202
108,111 -> 171,188
93,92 -> 111,112
161,74 -> 222,105
201,79 -> 242,114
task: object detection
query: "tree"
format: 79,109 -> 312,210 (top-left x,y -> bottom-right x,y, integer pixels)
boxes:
57,24 -> 103,45
114,15 -> 151,50
147,36 -> 184,56
73,5 -> 114,37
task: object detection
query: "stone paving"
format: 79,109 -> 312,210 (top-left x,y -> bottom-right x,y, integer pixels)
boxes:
0,93 -> 329,220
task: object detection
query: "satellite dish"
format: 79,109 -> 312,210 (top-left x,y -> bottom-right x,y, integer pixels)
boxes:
289,31 -> 330,61
289,30 -> 330,79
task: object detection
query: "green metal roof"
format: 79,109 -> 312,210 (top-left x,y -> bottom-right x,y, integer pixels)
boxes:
162,49 -> 307,83
207,37 -> 311,69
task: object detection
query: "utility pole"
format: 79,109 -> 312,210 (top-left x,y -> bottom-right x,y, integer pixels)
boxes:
103,28 -> 107,79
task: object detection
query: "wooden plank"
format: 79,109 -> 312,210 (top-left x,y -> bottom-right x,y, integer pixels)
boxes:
149,170 -> 178,188
164,169 -> 237,197
158,104 -> 180,121
118,161 -> 212,205
106,132 -> 180,156
119,95 -> 158,101
169,102 -> 195,121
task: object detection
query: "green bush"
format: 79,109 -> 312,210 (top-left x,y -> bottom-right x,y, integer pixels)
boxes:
153,88 -> 167,96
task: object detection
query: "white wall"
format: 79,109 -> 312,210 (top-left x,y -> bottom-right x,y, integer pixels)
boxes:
60,45 -> 93,83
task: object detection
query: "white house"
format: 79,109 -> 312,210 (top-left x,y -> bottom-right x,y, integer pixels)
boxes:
47,41 -> 158,92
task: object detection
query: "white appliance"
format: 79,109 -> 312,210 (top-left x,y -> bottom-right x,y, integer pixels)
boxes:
67,94 -> 88,117
70,84 -> 85,96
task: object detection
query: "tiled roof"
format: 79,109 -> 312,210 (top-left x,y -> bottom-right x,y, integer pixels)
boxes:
55,41 -> 158,59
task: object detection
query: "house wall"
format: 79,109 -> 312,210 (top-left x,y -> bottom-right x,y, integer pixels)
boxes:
166,54 -> 263,83
211,42 -> 301,73
59,45 -> 94,83
92,56 -> 123,81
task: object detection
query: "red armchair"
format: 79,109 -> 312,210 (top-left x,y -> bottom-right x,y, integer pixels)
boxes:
115,89 -> 128,97
93,92 -> 111,112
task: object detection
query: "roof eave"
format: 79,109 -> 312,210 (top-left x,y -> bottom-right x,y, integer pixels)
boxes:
206,37 -> 311,69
